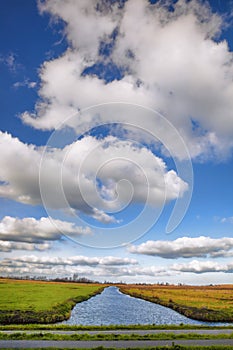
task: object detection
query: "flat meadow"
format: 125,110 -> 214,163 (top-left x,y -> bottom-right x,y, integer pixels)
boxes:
119,284 -> 233,322
1,278 -> 233,325
0,278 -> 104,324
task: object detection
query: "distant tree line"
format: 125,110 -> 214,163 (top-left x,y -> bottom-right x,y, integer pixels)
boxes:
0,274 -> 100,284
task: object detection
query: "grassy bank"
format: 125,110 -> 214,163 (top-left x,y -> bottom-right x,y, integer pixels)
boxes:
0,278 -> 105,324
0,330 -> 233,341
119,284 -> 233,323
0,324 -> 233,331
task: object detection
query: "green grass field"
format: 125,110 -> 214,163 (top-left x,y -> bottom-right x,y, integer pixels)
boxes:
0,278 -> 104,324
119,284 -> 233,322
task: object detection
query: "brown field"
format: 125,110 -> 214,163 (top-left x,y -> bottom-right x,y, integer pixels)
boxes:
119,284 -> 233,322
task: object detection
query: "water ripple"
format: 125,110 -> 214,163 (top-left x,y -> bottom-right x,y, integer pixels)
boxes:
61,286 -> 230,326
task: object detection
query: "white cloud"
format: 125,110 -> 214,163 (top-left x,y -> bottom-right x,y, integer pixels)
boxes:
20,52 -> 153,131
0,132 -> 42,205
0,132 -> 187,222
128,236 -> 233,258
92,208 -> 120,224
12,255 -> 138,267
171,260 -> 233,274
20,0 -> 233,160
1,253 -> 232,279
38,0 -> 119,62
0,254 -> 174,278
0,216 -> 92,244
14,79 -> 37,89
0,241 -> 50,252
111,265 -> 171,277
221,216 -> 233,224
0,53 -> 19,72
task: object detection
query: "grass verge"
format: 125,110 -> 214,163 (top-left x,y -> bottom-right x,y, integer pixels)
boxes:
0,331 -> 232,340
0,324 -> 233,331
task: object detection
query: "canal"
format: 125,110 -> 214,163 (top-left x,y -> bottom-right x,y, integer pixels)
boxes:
62,286 -> 218,326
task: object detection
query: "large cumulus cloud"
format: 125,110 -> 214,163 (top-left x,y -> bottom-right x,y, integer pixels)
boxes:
0,131 -> 187,223
21,0 -> 233,160
128,236 -> 233,259
0,216 -> 92,243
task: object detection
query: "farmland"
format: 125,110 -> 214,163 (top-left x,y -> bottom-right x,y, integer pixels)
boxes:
0,278 -> 104,324
1,279 -> 233,325
119,284 -> 233,322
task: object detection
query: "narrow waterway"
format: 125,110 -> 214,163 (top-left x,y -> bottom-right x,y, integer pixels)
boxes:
62,286 -> 228,326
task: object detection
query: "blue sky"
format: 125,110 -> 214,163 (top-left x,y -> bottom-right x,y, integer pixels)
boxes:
0,0 -> 233,284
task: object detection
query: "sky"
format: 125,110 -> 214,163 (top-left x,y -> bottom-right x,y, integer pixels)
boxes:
0,0 -> 233,284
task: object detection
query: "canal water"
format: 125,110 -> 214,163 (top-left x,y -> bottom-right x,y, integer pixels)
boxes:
61,286 -> 228,326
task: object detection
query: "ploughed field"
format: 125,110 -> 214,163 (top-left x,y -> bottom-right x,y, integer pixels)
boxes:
0,278 -> 104,324
119,284 -> 233,322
